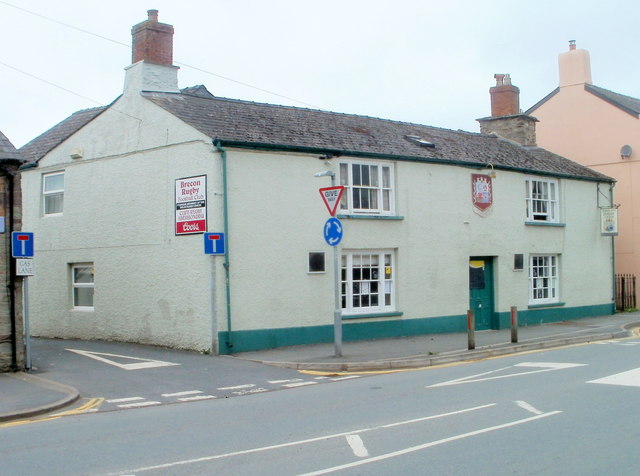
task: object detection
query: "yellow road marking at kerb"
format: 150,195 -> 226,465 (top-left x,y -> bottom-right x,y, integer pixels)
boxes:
0,397 -> 104,428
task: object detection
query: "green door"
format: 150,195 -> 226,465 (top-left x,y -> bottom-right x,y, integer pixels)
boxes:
469,257 -> 494,330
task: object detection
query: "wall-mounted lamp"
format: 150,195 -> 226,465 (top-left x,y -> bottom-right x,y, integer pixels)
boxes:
485,163 -> 496,179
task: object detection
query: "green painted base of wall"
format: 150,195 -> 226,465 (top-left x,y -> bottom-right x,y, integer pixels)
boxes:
494,303 -> 614,329
219,303 -> 615,355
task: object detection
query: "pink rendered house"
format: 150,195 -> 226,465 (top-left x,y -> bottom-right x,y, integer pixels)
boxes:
526,41 -> 640,299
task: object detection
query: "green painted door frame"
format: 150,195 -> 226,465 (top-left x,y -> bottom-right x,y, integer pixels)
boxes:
469,257 -> 495,330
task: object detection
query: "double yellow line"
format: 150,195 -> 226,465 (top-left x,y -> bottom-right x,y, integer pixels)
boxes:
0,397 -> 104,428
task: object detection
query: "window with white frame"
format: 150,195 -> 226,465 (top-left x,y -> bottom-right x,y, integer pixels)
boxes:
43,172 -> 64,215
72,264 -> 94,309
341,250 -> 394,314
529,255 -> 559,305
525,177 -> 559,222
339,160 -> 394,215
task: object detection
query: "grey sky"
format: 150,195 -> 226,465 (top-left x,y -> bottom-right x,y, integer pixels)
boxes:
2,0 -> 639,148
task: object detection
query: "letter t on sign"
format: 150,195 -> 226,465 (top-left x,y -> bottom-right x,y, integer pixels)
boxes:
204,232 -> 225,255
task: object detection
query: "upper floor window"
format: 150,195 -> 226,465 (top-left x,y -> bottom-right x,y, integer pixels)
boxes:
339,160 -> 394,215
526,178 -> 558,223
43,172 -> 64,215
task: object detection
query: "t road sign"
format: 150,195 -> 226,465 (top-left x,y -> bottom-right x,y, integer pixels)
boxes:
204,232 -> 225,255
12,232 -> 34,258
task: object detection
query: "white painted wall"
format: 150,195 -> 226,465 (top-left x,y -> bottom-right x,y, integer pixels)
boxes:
22,91 -> 614,352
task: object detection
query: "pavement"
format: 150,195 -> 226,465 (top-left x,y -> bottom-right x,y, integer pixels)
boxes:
2,312 -> 640,423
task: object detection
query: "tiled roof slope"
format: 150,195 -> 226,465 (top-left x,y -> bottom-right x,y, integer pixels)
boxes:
19,106 -> 107,164
0,130 -> 24,162
145,88 -> 611,182
585,84 -> 640,118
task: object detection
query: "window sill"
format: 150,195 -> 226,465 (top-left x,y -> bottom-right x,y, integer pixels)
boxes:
342,311 -> 403,320
525,221 -> 565,227
528,301 -> 565,309
337,214 -> 404,221
71,307 -> 95,312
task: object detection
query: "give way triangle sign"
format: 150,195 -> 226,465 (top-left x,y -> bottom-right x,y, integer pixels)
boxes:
319,186 -> 345,216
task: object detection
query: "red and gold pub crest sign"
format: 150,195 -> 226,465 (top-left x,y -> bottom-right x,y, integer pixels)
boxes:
471,174 -> 493,216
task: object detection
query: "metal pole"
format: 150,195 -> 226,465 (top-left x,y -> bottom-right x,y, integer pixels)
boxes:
210,257 -> 217,355
333,244 -> 342,357
23,276 -> 31,370
510,306 -> 518,344
330,173 -> 342,357
467,309 -> 475,350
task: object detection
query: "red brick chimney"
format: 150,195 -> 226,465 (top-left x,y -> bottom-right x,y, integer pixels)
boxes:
477,74 -> 537,146
131,9 -> 174,66
489,74 -> 520,116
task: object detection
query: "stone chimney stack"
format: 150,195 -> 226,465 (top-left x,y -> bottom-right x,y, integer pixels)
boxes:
124,10 -> 179,95
490,74 -> 520,116
477,74 -> 538,147
131,10 -> 174,66
558,40 -> 592,87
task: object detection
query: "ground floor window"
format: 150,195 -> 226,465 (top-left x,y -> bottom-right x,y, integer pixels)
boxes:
529,255 -> 558,305
72,263 -> 94,309
341,250 -> 394,314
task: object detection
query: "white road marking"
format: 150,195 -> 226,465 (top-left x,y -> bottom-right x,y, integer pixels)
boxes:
66,349 -> 180,370
178,395 -> 216,402
269,379 -> 304,384
330,375 -> 361,381
232,388 -> 268,395
588,367 -> 640,387
106,397 -> 145,403
429,362 -> 587,387
162,390 -> 203,398
283,381 -> 318,388
114,403 -> 496,475
117,401 -> 162,409
217,384 -> 255,390
346,434 -> 369,458
298,411 -> 562,476
515,401 -> 543,415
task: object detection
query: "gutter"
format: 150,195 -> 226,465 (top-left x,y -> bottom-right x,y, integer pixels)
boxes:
212,139 -> 233,351
213,139 -> 614,184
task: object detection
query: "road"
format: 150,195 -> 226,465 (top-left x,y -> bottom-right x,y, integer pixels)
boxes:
2,338 -> 640,475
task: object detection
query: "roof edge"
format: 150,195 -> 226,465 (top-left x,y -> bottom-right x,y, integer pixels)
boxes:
213,139 -> 614,183
585,84 -> 640,118
525,88 -> 560,115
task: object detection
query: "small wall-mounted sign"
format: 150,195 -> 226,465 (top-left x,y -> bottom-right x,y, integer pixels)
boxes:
16,258 -> 34,276
601,207 -> 618,236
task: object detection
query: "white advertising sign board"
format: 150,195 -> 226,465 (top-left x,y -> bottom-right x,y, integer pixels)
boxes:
175,175 -> 207,235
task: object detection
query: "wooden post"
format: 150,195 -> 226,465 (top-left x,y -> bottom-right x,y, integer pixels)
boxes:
510,306 -> 518,343
467,310 -> 475,350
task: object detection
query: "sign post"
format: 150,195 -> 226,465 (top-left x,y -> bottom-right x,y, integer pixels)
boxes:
315,173 -> 345,357
12,232 -> 34,370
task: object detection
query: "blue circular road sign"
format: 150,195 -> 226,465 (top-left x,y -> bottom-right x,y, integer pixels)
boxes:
323,217 -> 343,246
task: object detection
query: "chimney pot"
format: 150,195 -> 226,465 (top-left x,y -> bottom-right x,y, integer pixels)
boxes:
569,39 -> 576,50
148,9 -> 159,22
489,73 -> 520,117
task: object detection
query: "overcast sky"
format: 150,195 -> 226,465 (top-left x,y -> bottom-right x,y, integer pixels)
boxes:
2,0 -> 639,148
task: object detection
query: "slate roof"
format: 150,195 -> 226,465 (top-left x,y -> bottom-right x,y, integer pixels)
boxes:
0,130 -> 24,163
144,87 -> 611,182
585,84 -> 640,118
19,106 -> 108,164
19,86 -> 611,182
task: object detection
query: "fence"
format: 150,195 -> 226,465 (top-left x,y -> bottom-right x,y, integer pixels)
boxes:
616,274 -> 636,311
